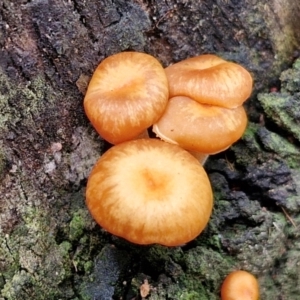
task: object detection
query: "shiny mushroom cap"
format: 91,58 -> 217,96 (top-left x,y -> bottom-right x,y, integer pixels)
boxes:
221,270 -> 260,300
84,52 -> 169,144
165,54 -> 253,108
153,96 -> 248,154
85,138 -> 213,246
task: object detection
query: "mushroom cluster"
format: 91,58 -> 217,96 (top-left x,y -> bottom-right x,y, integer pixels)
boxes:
83,51 -> 252,246
153,54 -> 252,163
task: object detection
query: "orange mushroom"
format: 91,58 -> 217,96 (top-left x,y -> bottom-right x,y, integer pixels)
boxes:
165,54 -> 253,109
84,52 -> 169,144
153,54 -> 252,163
85,138 -> 213,246
152,96 -> 248,163
221,270 -> 260,300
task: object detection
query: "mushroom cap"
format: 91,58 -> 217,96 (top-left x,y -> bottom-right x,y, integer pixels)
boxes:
221,270 -> 260,300
84,52 -> 169,144
165,54 -> 253,108
152,96 -> 248,154
85,138 -> 213,246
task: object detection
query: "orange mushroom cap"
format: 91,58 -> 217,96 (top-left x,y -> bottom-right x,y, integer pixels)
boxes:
85,139 -> 213,246
84,52 -> 169,144
165,54 -> 253,108
221,270 -> 260,300
153,96 -> 248,154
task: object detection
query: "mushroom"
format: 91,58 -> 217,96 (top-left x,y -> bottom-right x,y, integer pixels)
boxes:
152,96 -> 248,164
84,52 -> 169,144
85,138 -> 213,246
153,54 -> 252,163
221,270 -> 260,300
165,54 -> 253,109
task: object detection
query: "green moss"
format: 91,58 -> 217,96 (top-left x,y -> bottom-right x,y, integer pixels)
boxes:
0,198 -> 76,299
231,123 -> 263,166
146,245 -> 173,263
232,120 -> 300,169
59,241 -> 72,255
257,58 -> 300,145
136,245 -> 234,300
180,291 -> 209,300
0,71 -> 19,130
1,235 -> 74,299
258,231 -> 300,299
0,69 -> 58,138
258,92 -> 300,142
256,127 -> 300,168
166,285 -> 210,300
148,276 -> 215,300
184,247 -> 234,289
69,209 -> 89,241
0,234 -> 20,282
83,261 -> 93,274
280,58 -> 300,93
1,271 -> 33,300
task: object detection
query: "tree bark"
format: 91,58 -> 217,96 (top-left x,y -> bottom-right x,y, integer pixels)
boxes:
1,0 -> 300,299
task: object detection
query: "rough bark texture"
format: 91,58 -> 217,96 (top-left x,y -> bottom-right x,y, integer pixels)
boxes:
1,0 -> 300,299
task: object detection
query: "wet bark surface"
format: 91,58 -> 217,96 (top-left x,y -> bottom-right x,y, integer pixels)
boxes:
1,0 -> 300,299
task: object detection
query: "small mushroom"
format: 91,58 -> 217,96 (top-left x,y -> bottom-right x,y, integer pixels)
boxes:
165,54 -> 253,109
140,279 -> 151,299
85,138 -> 213,246
84,52 -> 169,144
152,96 -> 248,163
221,270 -> 260,300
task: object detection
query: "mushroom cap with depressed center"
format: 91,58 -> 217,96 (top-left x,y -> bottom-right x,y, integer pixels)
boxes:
85,138 -> 213,246
84,52 -> 169,144
153,96 -> 248,154
165,54 -> 253,108
221,270 -> 260,300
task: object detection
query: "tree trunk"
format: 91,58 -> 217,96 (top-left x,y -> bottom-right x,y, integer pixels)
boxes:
1,0 -> 300,299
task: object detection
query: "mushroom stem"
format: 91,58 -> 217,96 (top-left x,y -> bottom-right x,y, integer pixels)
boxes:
135,129 -> 149,140
188,151 -> 209,165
